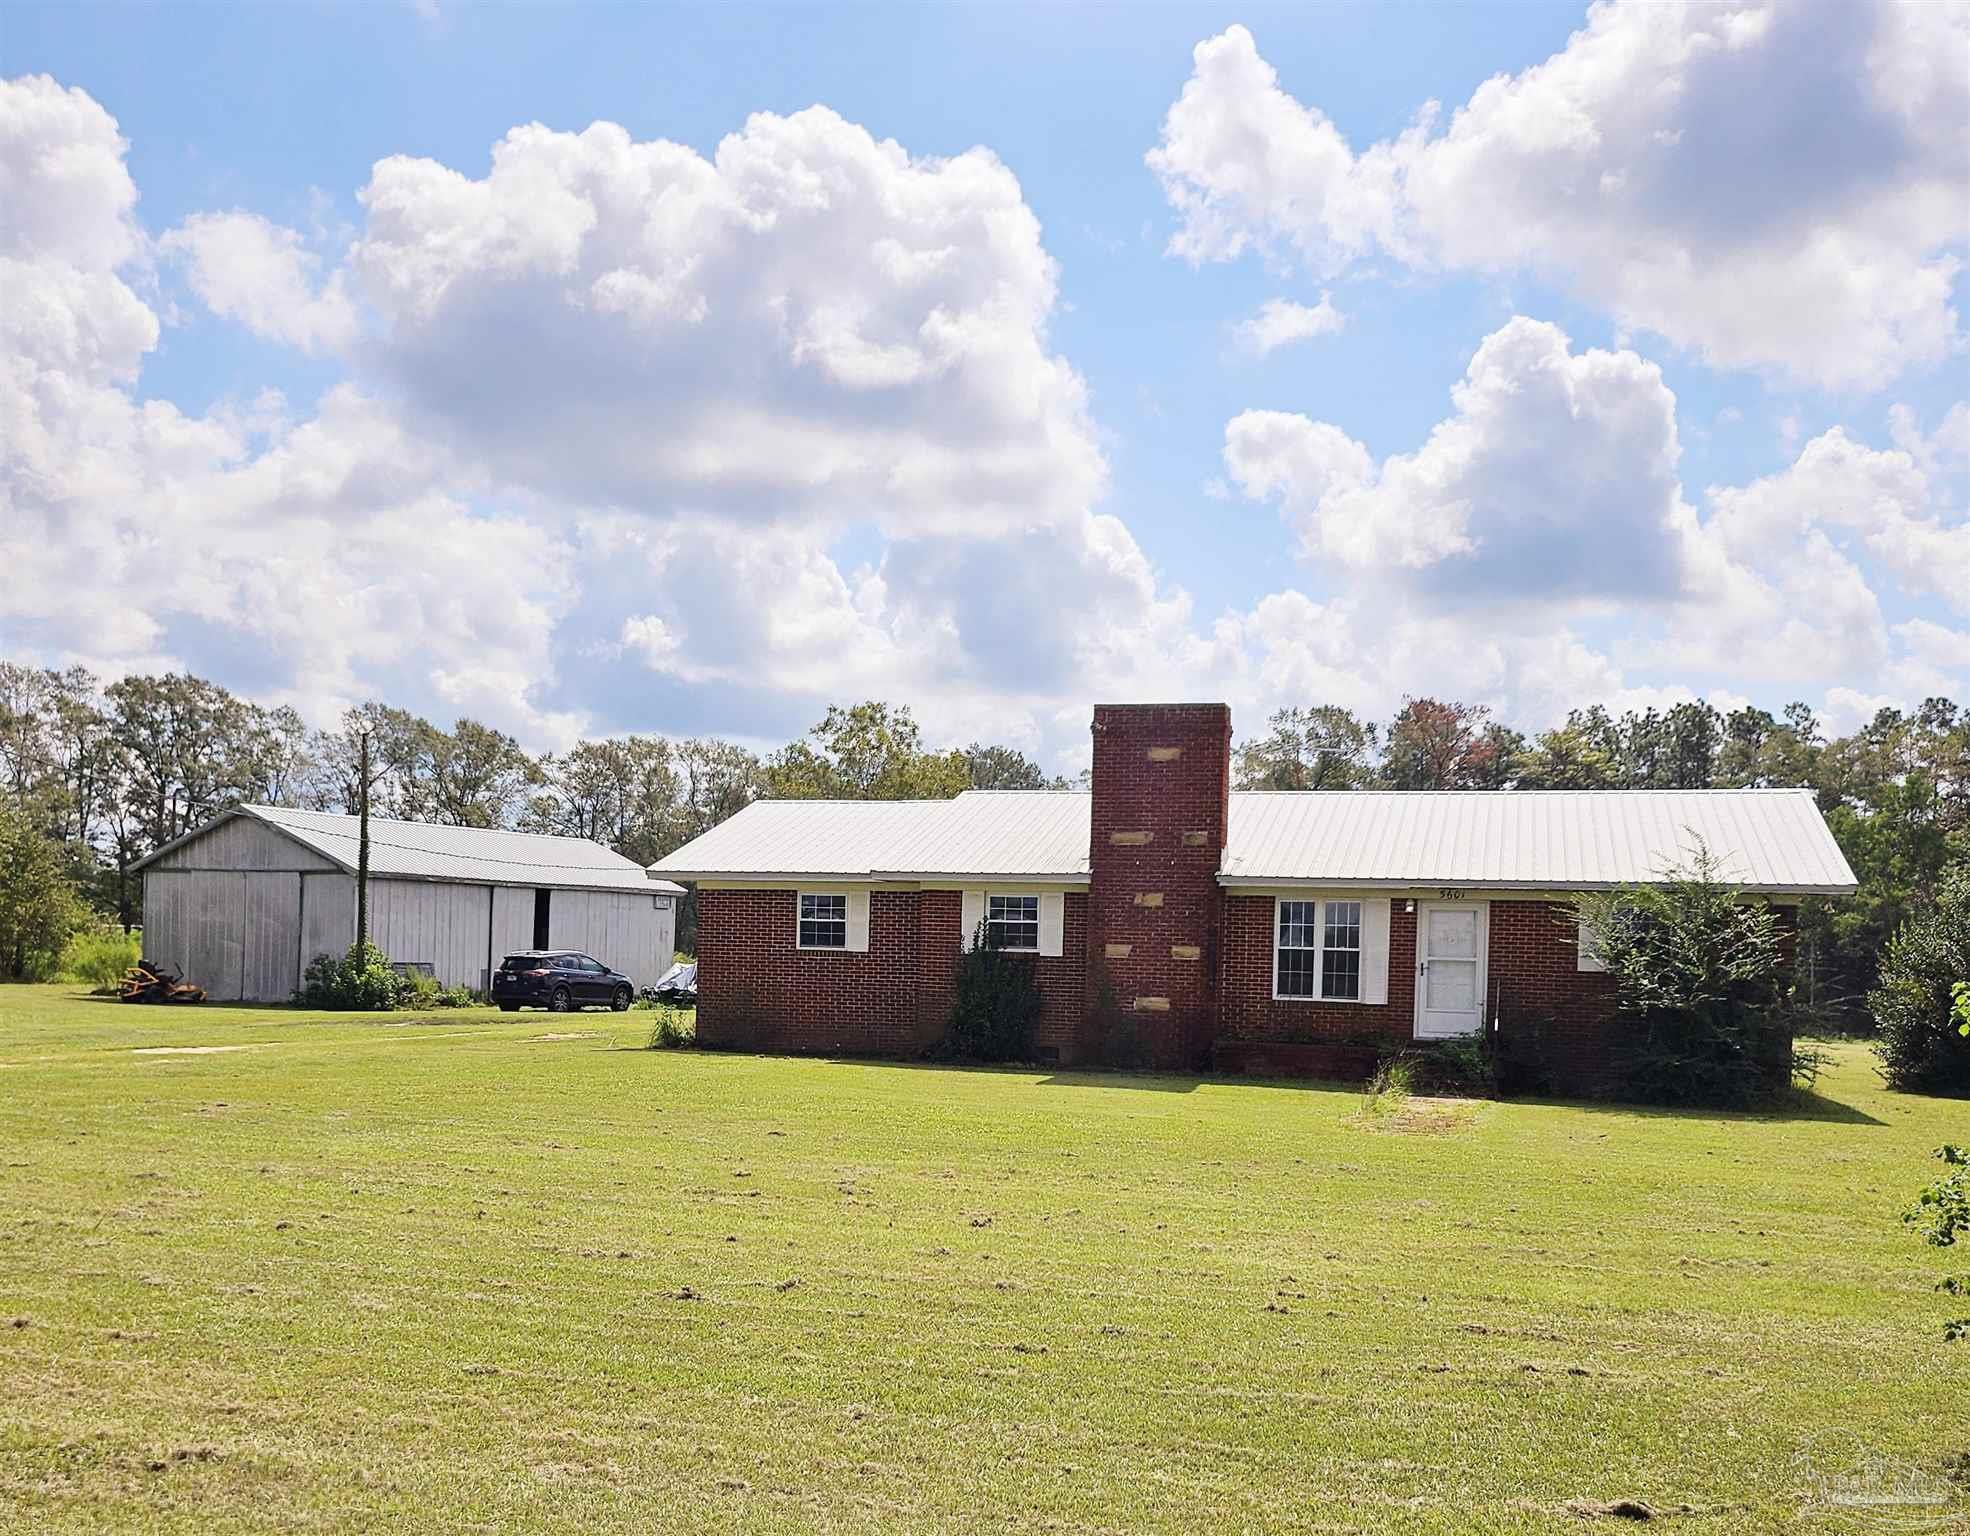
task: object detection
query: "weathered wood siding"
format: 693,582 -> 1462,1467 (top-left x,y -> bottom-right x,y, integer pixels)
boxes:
141,869 -> 288,1001
300,872 -> 355,969
140,872 -> 199,988
371,880 -> 494,990
549,889 -> 674,986
490,886 -> 535,964
151,814 -> 338,873
242,872 -> 302,1001
143,863 -> 671,999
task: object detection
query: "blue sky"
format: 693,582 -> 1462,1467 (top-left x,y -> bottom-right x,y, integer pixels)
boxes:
5,1 -> 1966,764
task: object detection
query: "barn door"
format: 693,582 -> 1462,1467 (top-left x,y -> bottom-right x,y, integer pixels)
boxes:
241,872 -> 302,1001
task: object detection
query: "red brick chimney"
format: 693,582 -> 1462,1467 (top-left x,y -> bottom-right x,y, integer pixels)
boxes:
1084,703 -> 1231,1069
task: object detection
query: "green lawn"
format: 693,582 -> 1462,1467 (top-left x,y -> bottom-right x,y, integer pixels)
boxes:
1,986 -> 1965,1534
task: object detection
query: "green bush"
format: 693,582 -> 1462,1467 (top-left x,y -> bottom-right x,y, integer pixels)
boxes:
401,971 -> 441,1009
1905,1145 -> 1969,1342
645,1003 -> 694,1049
58,927 -> 141,993
941,922 -> 1043,1063
1574,842 -> 1793,1108
0,803 -> 88,980
294,943 -> 407,1011
1408,1036 -> 1493,1096
1871,864 -> 1970,1095
13,949 -> 63,983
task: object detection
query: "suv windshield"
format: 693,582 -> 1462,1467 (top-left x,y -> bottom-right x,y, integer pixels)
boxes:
501,955 -> 547,971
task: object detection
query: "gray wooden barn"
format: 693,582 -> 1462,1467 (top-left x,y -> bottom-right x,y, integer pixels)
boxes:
133,805 -> 683,1002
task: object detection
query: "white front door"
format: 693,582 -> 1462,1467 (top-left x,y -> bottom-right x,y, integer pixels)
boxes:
1414,902 -> 1487,1039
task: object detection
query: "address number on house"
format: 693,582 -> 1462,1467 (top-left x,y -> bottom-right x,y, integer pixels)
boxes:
1436,888 -> 1468,900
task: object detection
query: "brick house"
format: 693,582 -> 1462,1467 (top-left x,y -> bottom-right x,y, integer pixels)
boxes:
651,704 -> 1856,1087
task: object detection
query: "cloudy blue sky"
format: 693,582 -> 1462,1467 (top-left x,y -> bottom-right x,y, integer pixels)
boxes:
5,0 -> 1966,767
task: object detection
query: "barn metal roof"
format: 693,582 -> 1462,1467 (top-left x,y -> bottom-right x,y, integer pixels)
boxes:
650,787 -> 1856,895
136,805 -> 684,895
646,792 -> 1094,883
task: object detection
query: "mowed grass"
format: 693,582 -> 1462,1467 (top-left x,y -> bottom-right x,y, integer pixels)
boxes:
1,987 -> 1965,1534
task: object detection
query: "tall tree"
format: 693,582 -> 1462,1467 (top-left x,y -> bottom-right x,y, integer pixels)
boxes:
425,719 -> 540,828
1715,703 -> 1821,791
0,801 -> 86,978
965,743 -> 1059,791
311,704 -> 435,819
526,736 -> 686,863
1380,699 -> 1501,790
1515,716 -> 1619,790
765,702 -> 968,800
672,737 -> 763,842
0,661 -> 57,813
240,705 -> 317,808
105,673 -> 269,851
1235,706 -> 1379,790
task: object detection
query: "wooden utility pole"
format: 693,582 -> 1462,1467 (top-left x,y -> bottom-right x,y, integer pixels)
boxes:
355,728 -> 371,954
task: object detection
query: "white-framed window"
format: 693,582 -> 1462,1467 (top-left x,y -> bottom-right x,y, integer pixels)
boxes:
797,892 -> 847,950
1274,896 -> 1370,1002
1276,899 -> 1320,998
985,893 -> 1040,952
1322,899 -> 1362,999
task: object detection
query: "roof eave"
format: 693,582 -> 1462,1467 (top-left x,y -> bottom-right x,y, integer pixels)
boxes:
1218,874 -> 1857,896
129,805 -> 358,877
657,869 -> 1090,886
874,870 -> 1090,886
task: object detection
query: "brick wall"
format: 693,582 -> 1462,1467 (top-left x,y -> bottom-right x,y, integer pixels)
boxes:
1218,894 -> 1624,1091
696,888 -> 931,1056
1084,704 -> 1231,1069
918,889 -> 1089,1061
697,886 -> 1089,1060
1484,899 -> 1616,1089
1218,895 -> 1418,1044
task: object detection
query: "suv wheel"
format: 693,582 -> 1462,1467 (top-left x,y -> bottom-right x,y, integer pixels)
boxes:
548,987 -> 572,1013
611,985 -> 632,1012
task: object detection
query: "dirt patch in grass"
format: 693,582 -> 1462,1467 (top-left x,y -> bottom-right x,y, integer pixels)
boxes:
132,1044 -> 274,1056
1352,1094 -> 1481,1136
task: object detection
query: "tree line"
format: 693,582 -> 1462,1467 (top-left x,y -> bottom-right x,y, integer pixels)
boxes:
0,672 -> 1063,957
3,664 -> 1962,1022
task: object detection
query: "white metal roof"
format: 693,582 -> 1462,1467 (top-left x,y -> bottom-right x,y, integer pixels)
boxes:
646,791 -> 1093,883
651,787 -> 1856,895
1221,789 -> 1856,893
138,805 -> 684,895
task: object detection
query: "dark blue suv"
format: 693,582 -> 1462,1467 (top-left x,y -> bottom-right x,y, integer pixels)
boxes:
492,951 -> 635,1013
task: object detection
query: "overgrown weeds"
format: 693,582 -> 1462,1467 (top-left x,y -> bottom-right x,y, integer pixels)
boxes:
59,926 -> 141,993
1358,1056 -> 1416,1120
645,1002 -> 694,1050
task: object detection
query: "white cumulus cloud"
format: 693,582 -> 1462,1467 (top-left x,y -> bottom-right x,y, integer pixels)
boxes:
1233,293 -> 1344,356
1151,7 -> 1969,388
1225,317 -> 1688,595
161,211 -> 360,355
